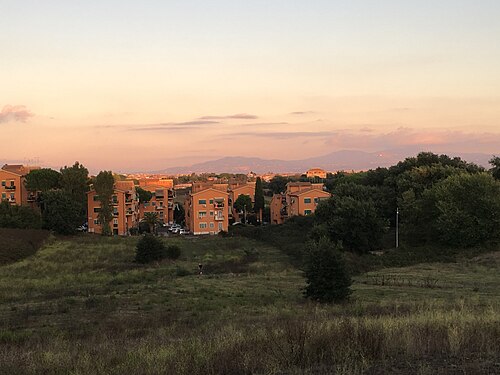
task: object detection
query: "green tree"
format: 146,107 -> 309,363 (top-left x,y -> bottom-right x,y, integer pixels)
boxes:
0,201 -> 42,229
25,168 -> 61,192
267,175 -> 290,194
143,212 -> 160,234
60,162 -> 89,224
490,156 -> 500,180
234,194 -> 252,223
41,190 -> 82,235
253,177 -> 265,222
314,196 -> 387,253
303,237 -> 352,303
93,171 -> 114,236
136,187 -> 153,203
427,173 -> 500,247
135,235 -> 166,263
174,203 -> 185,225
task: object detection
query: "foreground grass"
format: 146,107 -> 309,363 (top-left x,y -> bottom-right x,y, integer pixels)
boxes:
0,235 -> 499,374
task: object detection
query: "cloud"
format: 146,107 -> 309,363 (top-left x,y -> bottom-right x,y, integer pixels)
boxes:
239,122 -> 289,127
290,111 -> 316,115
0,105 -> 34,124
95,120 -> 220,131
198,113 -> 258,120
222,131 -> 333,140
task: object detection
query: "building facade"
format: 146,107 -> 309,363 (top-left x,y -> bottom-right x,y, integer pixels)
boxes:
138,187 -> 174,224
184,188 -> 229,235
87,181 -> 139,235
0,164 -> 38,205
306,168 -> 327,179
270,182 -> 330,224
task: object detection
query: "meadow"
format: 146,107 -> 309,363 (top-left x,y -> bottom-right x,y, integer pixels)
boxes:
0,233 -> 499,374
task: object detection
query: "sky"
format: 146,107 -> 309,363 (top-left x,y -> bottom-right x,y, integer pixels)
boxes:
1,0 -> 499,172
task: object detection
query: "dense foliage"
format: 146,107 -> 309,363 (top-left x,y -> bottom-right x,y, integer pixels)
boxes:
41,190 -> 82,235
25,168 -> 61,192
135,235 -> 167,263
60,162 -> 89,223
136,187 -> 153,203
253,177 -> 265,220
303,237 -> 352,303
0,201 -> 41,229
93,171 -> 115,235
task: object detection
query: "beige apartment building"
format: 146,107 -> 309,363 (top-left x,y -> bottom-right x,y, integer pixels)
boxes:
270,182 -> 330,224
87,181 -> 139,235
184,187 -> 229,235
138,187 -> 174,224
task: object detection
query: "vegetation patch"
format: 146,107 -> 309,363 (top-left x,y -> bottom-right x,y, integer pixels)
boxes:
0,228 -> 51,265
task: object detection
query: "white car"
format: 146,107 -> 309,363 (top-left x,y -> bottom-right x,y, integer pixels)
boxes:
171,227 -> 180,234
178,229 -> 189,235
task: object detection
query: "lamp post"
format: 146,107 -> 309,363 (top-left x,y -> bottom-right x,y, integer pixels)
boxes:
396,207 -> 399,248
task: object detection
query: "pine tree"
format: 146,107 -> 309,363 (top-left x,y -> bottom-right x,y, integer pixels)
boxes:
254,177 -> 265,222
93,171 -> 114,236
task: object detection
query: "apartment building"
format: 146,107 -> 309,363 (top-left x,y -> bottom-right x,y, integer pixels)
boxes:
306,168 -> 327,179
270,182 -> 330,224
0,164 -> 38,205
138,187 -> 174,224
138,177 -> 174,190
228,182 -> 255,222
184,188 -> 229,235
87,180 -> 139,235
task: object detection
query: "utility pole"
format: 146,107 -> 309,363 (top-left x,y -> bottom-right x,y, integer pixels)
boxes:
396,207 -> 399,248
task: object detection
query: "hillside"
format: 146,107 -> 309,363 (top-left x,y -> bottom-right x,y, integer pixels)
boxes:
1,234 -> 499,374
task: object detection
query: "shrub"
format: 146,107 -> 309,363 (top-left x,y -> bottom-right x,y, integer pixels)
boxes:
135,235 -> 166,263
166,245 -> 181,260
304,237 -> 352,303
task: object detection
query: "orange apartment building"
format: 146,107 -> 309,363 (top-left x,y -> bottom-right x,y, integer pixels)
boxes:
138,177 -> 174,190
0,164 -> 39,205
270,182 -> 330,224
138,187 -> 175,224
306,168 -> 327,179
184,187 -> 229,235
87,180 -> 139,235
228,182 -> 256,222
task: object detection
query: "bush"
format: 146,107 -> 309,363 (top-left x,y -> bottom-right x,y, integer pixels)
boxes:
304,237 -> 352,303
166,245 -> 181,260
135,235 -> 166,263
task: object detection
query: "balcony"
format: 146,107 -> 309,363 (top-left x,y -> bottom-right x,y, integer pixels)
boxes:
214,215 -> 225,221
27,195 -> 36,202
214,203 -> 224,209
5,185 -> 16,190
126,210 -> 133,216
113,212 -> 119,217
156,205 -> 164,210
125,198 -> 133,203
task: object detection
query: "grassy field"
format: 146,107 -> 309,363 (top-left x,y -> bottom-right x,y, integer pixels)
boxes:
0,233 -> 499,374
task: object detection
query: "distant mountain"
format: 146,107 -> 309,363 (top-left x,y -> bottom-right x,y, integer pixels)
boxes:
154,149 -> 494,174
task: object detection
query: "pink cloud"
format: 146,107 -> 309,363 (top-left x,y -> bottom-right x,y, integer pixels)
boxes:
0,105 -> 34,124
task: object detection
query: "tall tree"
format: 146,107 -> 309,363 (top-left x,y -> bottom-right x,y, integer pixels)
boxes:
136,187 -> 153,203
25,168 -> 61,192
93,171 -> 114,236
143,212 -> 160,234
234,194 -> 252,223
60,162 -> 89,224
253,177 -> 265,222
490,156 -> 500,180
41,190 -> 81,235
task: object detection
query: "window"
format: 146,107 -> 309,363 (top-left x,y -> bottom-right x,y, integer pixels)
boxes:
304,209 -> 312,215
10,180 -> 14,187
210,211 -> 214,216
209,222 -> 214,228
1,180 -> 5,186
1,193 -> 6,200
10,193 -> 15,200
93,219 -> 99,224
112,195 -> 118,204
314,197 -> 320,204
93,195 -> 99,201
198,199 -> 207,205
209,199 -> 214,204
198,211 -> 207,218
304,198 -> 311,204
113,219 -> 118,224
93,207 -> 101,213
199,222 -> 207,229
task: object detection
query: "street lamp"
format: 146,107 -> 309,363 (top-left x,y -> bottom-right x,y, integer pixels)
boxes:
396,207 -> 399,248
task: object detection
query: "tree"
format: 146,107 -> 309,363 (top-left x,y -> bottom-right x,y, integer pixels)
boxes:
267,175 -> 290,194
303,237 -> 352,303
314,196 -> 387,253
41,190 -> 82,235
135,235 -> 167,263
25,168 -> 61,192
234,194 -> 252,223
93,171 -> 114,236
136,187 -> 153,203
143,212 -> 161,234
490,156 -> 500,180
174,203 -> 185,225
0,201 -> 42,229
254,177 -> 265,222
426,173 -> 500,247
60,162 -> 89,224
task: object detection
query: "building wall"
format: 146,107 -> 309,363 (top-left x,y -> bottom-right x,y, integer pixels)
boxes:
0,169 -> 27,205
270,194 -> 285,225
229,183 -> 255,221
185,189 -> 229,235
138,188 -> 172,224
87,186 -> 139,235
306,168 -> 327,179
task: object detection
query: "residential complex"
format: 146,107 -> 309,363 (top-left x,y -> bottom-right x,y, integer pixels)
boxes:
306,168 -> 328,179
138,186 -> 175,224
270,182 -> 330,225
87,181 -> 140,236
0,164 -> 39,205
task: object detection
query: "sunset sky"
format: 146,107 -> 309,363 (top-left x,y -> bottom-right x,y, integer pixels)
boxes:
1,1 -> 499,172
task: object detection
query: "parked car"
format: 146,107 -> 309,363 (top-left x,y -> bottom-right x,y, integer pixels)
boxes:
171,227 -> 180,234
178,229 -> 189,235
